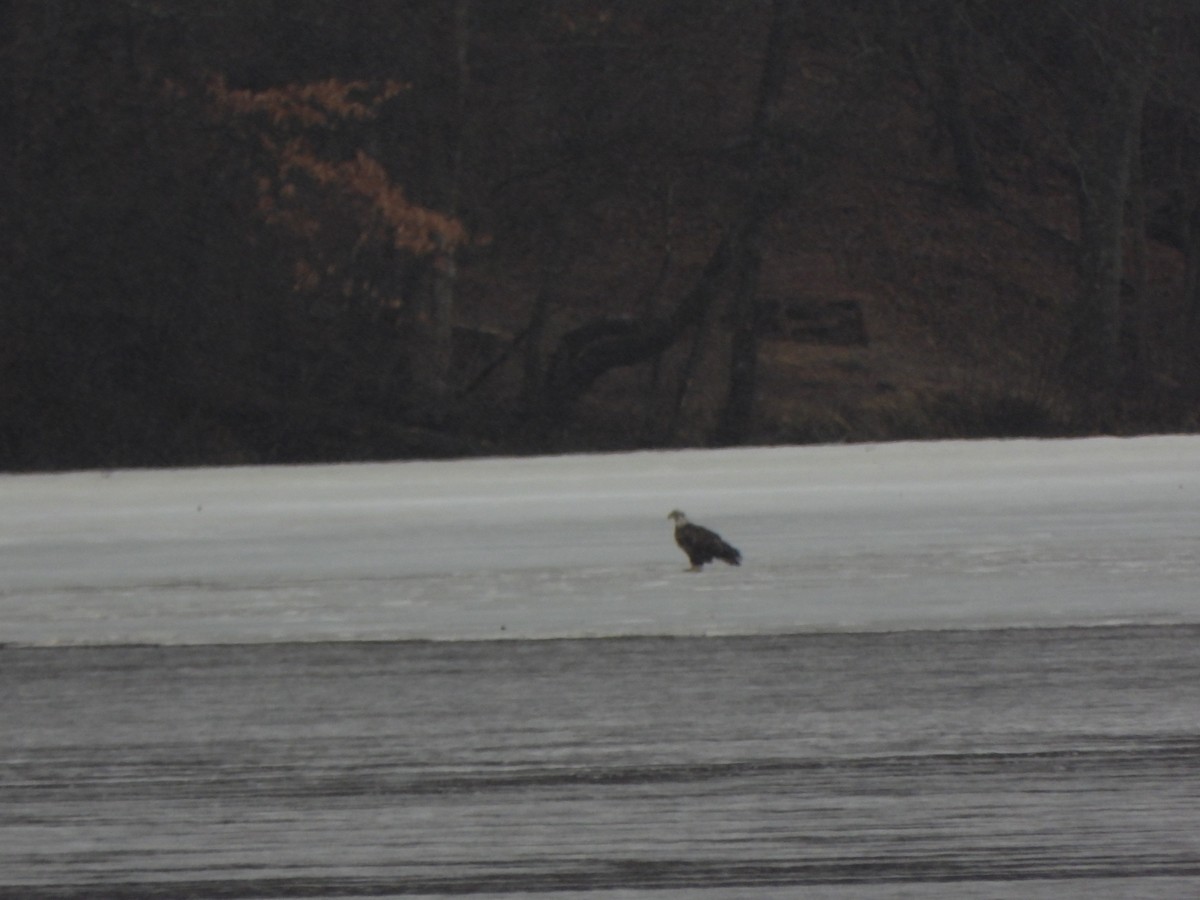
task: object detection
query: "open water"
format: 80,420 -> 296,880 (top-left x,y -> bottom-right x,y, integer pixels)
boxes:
3,624 -> 1199,898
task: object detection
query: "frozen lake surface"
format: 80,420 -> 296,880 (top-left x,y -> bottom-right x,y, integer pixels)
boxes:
3,436 -> 1199,644
2,437 -> 1199,896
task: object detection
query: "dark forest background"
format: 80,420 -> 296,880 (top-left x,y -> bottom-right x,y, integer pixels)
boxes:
4,0 -> 1200,471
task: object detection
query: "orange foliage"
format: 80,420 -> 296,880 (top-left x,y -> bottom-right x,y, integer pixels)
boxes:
210,76 -> 407,128
209,76 -> 465,258
273,141 -> 465,254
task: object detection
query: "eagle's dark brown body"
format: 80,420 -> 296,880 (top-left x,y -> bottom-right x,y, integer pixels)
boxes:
667,510 -> 741,571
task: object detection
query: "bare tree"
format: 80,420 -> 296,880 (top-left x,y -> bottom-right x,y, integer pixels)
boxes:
713,0 -> 797,445
1056,1 -> 1158,408
932,0 -> 991,208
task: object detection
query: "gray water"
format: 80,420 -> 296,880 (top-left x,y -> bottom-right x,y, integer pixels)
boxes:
3,625 -> 1199,898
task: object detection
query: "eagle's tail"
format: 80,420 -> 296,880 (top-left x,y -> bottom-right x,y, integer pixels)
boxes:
716,542 -> 742,566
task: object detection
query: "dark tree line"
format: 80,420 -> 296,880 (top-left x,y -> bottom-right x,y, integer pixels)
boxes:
3,0 -> 1200,470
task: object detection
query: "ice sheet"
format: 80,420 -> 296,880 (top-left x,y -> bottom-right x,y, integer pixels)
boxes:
2,436 -> 1198,645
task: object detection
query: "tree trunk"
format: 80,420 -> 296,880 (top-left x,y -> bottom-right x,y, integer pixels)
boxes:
1069,139 -> 1133,396
713,0 -> 795,445
519,241 -> 571,414
1124,119 -> 1149,391
1061,2 -> 1153,412
934,0 -> 989,208
664,309 -> 712,443
711,234 -> 764,444
1188,207 -> 1200,326
533,231 -> 741,431
416,0 -> 471,418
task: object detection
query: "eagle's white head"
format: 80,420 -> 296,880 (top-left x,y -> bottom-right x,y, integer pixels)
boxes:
667,510 -> 688,524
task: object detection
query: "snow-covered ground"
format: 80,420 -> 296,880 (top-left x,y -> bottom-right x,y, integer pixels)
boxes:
2,436 -> 1198,646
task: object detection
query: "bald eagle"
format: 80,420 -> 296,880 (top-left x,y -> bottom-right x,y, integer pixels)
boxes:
667,510 -> 742,571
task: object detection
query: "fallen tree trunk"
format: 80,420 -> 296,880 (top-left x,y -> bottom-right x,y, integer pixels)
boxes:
531,230 -> 745,429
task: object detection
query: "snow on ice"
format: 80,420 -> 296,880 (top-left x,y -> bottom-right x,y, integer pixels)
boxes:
1,436 -> 1198,646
